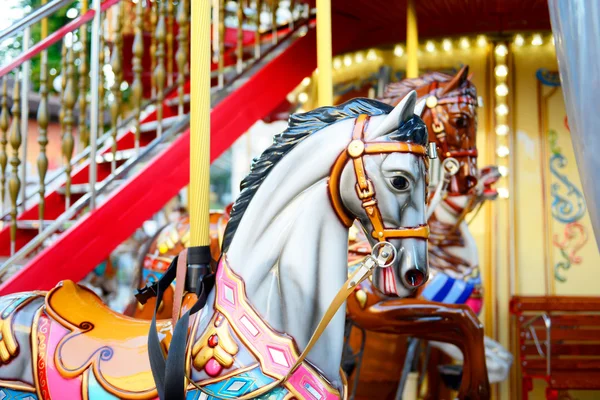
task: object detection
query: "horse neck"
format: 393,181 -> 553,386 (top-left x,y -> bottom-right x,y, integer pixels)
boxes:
224,120 -> 355,386
431,195 -> 478,269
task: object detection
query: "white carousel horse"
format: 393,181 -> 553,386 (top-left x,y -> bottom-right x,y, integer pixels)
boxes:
0,92 -> 432,400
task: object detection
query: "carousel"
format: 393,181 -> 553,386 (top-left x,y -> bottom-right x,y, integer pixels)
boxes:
0,0 -> 596,399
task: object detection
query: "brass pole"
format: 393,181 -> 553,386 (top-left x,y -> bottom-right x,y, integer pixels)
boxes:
270,0 -> 278,44
0,79 -> 8,215
150,0 -> 158,98
78,0 -> 89,148
37,3 -> 49,233
98,16 -> 105,136
154,0 -> 167,137
110,1 -> 123,171
217,0 -> 225,88
131,0 -> 144,152
254,0 -> 262,58
176,0 -> 189,116
236,1 -> 244,73
62,46 -> 76,210
406,0 -> 418,78
9,77 -> 21,255
316,0 -> 332,106
166,0 -> 174,87
190,0 -> 211,246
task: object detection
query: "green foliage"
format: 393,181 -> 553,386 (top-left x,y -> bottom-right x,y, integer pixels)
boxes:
1,0 -> 85,93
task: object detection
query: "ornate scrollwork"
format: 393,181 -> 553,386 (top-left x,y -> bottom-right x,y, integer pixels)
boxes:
553,222 -> 588,282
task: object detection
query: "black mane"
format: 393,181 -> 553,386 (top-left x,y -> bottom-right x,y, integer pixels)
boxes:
221,97 -> 426,252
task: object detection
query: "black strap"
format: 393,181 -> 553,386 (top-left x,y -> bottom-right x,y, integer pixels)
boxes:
145,246 -> 215,400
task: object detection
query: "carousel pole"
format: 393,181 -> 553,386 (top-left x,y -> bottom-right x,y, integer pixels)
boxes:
406,0 -> 418,78
187,0 -> 212,291
316,0 -> 333,107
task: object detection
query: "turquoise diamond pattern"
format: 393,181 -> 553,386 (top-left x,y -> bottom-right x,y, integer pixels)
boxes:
186,366 -> 288,400
0,388 -> 38,400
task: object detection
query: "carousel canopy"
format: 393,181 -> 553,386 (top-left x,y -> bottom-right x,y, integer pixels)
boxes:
312,0 -> 551,53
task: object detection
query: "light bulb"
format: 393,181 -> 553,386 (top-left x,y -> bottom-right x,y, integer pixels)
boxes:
301,77 -> 311,86
495,65 -> 508,77
367,49 -> 377,61
343,55 -> 352,67
496,145 -> 510,157
495,44 -> 508,57
425,41 -> 436,53
514,34 -> 524,47
333,58 -> 342,69
298,92 -> 308,103
498,188 -> 509,198
495,104 -> 509,116
498,166 -> 508,177
531,34 -> 543,46
495,124 -> 509,136
394,45 -> 404,57
476,35 -> 487,48
442,39 -> 452,52
459,37 -> 470,49
495,83 -> 509,97
355,52 -> 364,63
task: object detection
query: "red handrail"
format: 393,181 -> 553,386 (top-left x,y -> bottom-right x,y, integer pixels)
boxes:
0,0 -> 119,79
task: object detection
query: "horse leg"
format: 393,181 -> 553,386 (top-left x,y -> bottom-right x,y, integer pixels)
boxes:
348,299 -> 489,400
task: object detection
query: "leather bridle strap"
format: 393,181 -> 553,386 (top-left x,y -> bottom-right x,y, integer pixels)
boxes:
329,114 -> 429,242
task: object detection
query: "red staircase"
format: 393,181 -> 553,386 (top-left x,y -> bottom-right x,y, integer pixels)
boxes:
0,0 -> 317,294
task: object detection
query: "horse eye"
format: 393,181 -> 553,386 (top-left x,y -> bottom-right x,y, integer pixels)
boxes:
390,176 -> 410,191
454,116 -> 469,129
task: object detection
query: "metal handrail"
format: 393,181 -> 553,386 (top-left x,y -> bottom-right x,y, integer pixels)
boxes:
0,0 -> 74,42
0,115 -> 191,272
0,0 -> 119,78
0,1 -> 312,273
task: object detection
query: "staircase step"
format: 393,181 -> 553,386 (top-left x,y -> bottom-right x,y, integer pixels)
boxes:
14,220 -> 73,230
95,148 -> 143,164
140,115 -> 183,134
57,180 -> 125,195
165,94 -> 191,107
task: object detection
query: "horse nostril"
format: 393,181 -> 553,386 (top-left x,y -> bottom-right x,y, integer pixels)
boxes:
466,176 -> 478,188
404,269 -> 425,287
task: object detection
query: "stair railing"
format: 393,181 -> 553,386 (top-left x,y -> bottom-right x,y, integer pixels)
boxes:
0,0 -> 310,277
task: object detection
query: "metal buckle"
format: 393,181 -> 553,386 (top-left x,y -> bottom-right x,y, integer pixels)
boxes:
355,180 -> 375,200
432,121 -> 444,134
135,282 -> 158,305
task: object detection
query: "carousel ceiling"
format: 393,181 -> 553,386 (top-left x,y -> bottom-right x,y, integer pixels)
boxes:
320,0 -> 551,54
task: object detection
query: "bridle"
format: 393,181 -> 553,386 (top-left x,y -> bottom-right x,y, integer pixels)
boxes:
425,83 -> 479,163
328,114 -> 430,242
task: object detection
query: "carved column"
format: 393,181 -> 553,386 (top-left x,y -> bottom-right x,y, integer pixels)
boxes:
131,0 -> 144,152
62,46 -> 77,210
37,46 -> 49,231
154,0 -> 167,136
110,2 -> 124,172
150,0 -> 158,98
255,0 -> 263,58
78,0 -> 89,149
166,0 -> 174,87
8,77 -> 21,254
0,78 -> 8,213
176,0 -> 189,116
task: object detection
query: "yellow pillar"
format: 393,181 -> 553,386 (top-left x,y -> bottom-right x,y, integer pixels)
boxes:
316,0 -> 333,107
406,0 -> 418,78
189,0 -> 211,246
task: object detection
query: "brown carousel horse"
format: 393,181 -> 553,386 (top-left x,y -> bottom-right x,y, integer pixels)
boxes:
342,66 -> 506,399
0,95 -> 434,400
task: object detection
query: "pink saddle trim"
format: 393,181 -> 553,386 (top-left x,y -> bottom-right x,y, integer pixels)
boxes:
46,318 -> 83,400
215,256 -> 340,399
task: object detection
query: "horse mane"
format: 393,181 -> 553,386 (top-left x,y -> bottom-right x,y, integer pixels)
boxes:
221,98 -> 394,252
381,70 -> 476,105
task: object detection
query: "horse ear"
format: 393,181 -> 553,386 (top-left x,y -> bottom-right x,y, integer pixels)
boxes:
439,65 -> 469,96
414,98 -> 426,117
370,91 -> 417,139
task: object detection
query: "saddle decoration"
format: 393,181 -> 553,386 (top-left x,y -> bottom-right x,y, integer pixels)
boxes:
181,244 -> 395,400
